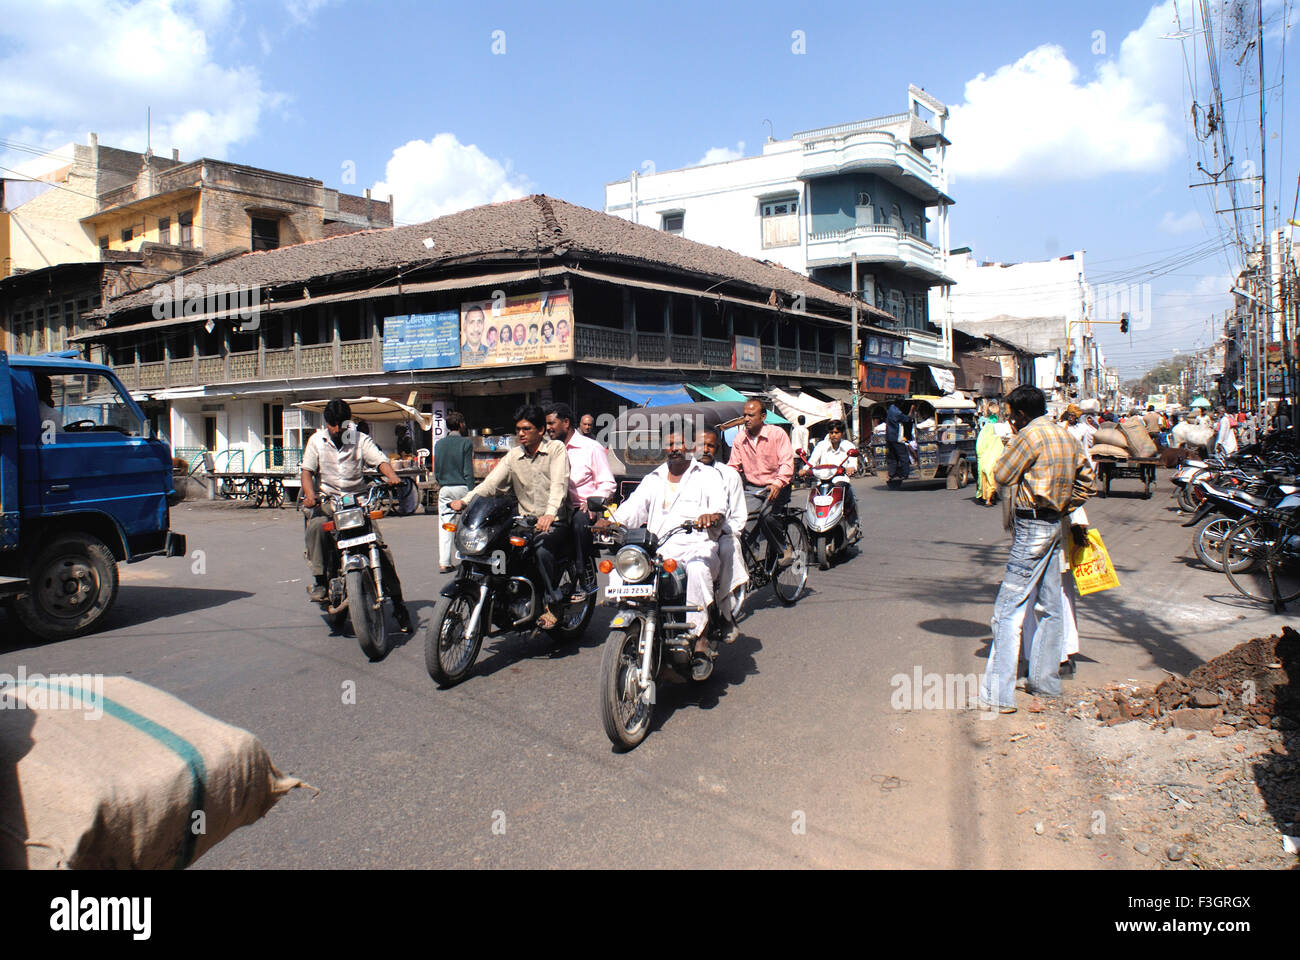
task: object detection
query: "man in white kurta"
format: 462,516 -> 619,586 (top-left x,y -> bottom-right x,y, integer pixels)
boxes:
612,434 -> 725,645
697,429 -> 749,638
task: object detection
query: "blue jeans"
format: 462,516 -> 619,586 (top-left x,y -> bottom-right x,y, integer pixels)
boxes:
982,518 -> 1063,708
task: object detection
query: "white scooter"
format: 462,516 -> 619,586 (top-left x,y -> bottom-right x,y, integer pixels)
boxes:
798,448 -> 861,570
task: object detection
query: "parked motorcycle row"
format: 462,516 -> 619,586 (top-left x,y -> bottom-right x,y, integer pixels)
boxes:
1172,437 -> 1300,612
314,451 -> 864,751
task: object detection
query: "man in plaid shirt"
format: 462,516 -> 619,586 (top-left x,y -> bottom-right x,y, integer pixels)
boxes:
981,385 -> 1094,712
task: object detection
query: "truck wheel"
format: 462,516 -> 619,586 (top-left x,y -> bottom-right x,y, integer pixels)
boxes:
14,533 -> 119,640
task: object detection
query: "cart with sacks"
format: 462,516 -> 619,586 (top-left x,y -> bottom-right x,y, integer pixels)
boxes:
1090,417 -> 1160,499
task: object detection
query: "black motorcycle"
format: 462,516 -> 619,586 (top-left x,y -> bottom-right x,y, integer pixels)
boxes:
598,518 -> 731,750
425,496 -> 597,687
312,482 -> 395,660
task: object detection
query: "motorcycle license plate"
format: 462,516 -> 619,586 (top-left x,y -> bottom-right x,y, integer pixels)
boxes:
337,532 -> 378,550
813,495 -> 834,506
605,584 -> 655,599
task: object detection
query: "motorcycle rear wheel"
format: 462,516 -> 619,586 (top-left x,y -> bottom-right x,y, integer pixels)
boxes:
348,569 -> 389,660
426,592 -> 482,687
600,622 -> 653,750
548,567 -> 597,644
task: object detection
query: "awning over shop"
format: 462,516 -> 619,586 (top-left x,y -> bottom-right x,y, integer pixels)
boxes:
811,386 -> 862,406
292,396 -> 433,430
685,383 -> 748,402
588,379 -> 692,407
928,365 -> 956,395
769,387 -> 841,426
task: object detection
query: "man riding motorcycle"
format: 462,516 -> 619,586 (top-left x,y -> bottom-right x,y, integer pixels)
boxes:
449,404 -> 570,629
696,428 -> 748,643
546,401 -> 615,599
596,430 -> 726,678
301,398 -> 413,633
728,397 -> 794,567
800,419 -> 859,528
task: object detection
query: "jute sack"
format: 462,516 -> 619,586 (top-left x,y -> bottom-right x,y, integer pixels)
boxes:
1091,443 -> 1130,459
1119,418 -> 1158,458
1094,426 -> 1129,450
0,675 -> 313,869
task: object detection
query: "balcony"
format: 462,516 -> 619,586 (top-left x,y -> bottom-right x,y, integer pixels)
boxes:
799,130 -> 950,203
806,224 -> 948,281
111,339 -> 380,392
112,328 -> 857,393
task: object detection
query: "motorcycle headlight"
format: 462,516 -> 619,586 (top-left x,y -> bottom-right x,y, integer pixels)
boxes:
615,546 -> 653,583
456,525 -> 491,556
334,507 -> 366,532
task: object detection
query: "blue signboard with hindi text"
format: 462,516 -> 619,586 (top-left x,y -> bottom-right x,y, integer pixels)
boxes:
382,311 -> 461,371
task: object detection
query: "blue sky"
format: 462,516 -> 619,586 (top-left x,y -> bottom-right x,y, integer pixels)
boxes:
1,0 -> 1295,377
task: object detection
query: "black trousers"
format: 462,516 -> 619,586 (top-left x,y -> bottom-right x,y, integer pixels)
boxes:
743,483 -> 790,558
570,509 -> 596,587
886,440 -> 912,480
533,520 -> 570,607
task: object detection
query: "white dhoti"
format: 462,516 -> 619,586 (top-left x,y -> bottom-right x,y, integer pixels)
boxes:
660,541 -> 720,638
715,533 -> 749,621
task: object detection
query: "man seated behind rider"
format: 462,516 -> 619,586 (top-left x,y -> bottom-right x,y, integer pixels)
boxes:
546,401 -> 615,598
449,404 -> 570,629
600,430 -> 725,667
801,419 -> 859,526
696,428 -> 748,643
301,398 -> 412,632
727,397 -> 794,567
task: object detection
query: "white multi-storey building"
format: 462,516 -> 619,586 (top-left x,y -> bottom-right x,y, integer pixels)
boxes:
604,85 -> 955,364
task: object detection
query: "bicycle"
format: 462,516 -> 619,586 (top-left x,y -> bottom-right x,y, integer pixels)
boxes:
738,491 -> 808,605
1220,506 -> 1300,612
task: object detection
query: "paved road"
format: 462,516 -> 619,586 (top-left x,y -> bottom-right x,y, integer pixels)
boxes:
1,475 -> 1287,868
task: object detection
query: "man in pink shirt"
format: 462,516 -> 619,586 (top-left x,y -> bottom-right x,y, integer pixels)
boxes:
728,397 -> 794,567
547,402 -> 615,596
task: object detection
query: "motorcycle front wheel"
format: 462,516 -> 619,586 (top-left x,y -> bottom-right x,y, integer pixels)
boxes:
600,622 -> 653,750
348,569 -> 389,660
425,592 -> 483,687
816,534 -> 830,571
1192,516 -> 1247,572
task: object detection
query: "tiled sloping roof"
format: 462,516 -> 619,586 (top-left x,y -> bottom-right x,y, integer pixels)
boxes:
95,195 -> 891,325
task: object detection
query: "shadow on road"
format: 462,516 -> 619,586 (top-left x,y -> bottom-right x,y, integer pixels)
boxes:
642,632 -> 764,739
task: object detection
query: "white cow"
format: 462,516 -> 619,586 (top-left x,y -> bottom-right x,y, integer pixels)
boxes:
1171,420 -> 1214,452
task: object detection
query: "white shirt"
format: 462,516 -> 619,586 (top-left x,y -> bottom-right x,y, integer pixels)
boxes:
705,460 -> 747,536
301,426 -> 387,496
614,458 -> 725,562
791,424 -> 810,457
808,438 -> 858,475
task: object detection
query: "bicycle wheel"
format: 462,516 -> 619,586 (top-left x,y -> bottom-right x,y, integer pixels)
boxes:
1222,518 -> 1300,605
772,516 -> 808,605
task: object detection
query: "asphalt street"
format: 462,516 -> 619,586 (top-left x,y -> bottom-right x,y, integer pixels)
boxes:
1,474 -> 1289,868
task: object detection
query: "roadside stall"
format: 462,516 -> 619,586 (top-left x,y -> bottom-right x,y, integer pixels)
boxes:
867,394 -> 978,489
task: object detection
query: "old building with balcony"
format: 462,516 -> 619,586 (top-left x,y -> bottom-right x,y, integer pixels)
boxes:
71,195 -> 896,465
603,85 -> 955,373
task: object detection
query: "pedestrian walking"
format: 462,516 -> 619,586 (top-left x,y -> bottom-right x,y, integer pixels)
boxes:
980,385 -> 1094,713
434,411 -> 475,573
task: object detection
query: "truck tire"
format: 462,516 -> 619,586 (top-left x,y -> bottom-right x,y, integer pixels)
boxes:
14,533 -> 120,641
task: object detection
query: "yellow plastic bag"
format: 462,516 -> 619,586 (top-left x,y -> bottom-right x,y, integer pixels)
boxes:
1070,528 -> 1120,595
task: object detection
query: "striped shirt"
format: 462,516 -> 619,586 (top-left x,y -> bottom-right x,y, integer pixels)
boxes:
994,415 -> 1094,513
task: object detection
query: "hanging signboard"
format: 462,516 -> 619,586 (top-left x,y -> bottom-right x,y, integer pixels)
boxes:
382,310 -> 461,371
733,335 -> 762,371
1266,342 -> 1285,397
460,291 -> 574,367
862,363 -> 912,396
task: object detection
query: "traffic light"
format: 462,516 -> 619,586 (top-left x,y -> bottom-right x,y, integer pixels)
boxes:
1120,312 -> 1129,334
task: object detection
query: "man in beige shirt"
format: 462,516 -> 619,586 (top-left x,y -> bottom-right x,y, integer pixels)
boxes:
450,404 -> 570,627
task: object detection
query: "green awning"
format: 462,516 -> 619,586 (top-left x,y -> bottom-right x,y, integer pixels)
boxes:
685,383 -> 788,424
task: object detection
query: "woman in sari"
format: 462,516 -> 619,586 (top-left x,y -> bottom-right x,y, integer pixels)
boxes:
975,411 -> 1008,506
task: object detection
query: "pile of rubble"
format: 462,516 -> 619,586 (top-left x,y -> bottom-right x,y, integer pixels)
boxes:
1072,626 -> 1299,737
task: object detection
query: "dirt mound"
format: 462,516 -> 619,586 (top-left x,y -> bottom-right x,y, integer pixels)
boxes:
1075,626 -> 1299,731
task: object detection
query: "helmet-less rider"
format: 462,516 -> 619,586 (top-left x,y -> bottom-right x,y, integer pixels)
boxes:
449,404 -> 571,629
301,398 -> 413,633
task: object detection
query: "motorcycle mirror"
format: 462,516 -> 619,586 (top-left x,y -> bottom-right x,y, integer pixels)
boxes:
586,496 -> 607,513
847,449 -> 858,457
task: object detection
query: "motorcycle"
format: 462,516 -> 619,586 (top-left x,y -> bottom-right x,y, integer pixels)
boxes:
312,482 -> 395,660
598,517 -> 732,750
1183,471 -> 1299,572
797,447 -> 861,570
425,496 -> 597,687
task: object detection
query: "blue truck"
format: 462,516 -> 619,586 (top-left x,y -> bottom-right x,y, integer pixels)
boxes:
0,350 -> 185,640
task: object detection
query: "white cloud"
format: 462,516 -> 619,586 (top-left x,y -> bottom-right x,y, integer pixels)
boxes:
696,141 -> 745,165
947,1 -> 1190,181
1160,210 -> 1202,234
371,134 -> 532,224
0,0 -> 277,162
283,0 -> 337,24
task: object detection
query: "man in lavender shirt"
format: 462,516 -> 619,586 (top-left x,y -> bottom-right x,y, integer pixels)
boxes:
547,402 -> 615,597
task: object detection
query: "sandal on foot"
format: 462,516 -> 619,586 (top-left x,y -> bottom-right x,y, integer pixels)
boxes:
538,608 -> 558,630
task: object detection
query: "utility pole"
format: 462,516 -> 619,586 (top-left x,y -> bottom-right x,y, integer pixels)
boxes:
850,252 -> 860,443
1257,0 -> 1271,416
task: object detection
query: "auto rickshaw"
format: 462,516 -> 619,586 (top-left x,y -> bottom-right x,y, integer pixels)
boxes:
866,395 -> 978,488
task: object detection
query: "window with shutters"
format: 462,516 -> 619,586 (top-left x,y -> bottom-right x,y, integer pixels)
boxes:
760,198 -> 799,248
